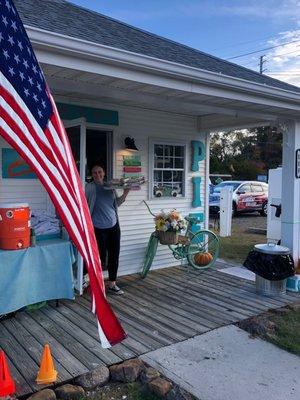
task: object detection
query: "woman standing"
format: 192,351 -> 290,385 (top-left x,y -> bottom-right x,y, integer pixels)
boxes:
86,164 -> 129,294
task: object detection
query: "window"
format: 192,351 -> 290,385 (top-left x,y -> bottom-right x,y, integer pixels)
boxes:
239,184 -> 251,193
151,142 -> 186,198
251,184 -> 263,192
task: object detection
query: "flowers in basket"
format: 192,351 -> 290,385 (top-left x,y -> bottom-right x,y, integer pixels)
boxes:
154,210 -> 186,244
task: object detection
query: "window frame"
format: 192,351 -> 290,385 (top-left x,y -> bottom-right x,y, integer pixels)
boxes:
149,138 -> 187,200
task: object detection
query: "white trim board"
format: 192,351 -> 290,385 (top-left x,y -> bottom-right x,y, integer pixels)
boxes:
219,266 -> 255,281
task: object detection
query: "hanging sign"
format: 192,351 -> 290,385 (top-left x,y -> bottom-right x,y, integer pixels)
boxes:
2,149 -> 37,179
123,155 -> 142,178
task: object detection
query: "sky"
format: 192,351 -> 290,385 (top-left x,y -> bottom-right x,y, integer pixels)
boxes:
69,0 -> 300,87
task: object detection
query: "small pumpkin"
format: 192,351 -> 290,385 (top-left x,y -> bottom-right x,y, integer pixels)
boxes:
194,252 -> 213,266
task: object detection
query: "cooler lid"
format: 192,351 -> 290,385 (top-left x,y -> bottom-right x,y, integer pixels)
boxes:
0,203 -> 29,209
254,243 -> 290,255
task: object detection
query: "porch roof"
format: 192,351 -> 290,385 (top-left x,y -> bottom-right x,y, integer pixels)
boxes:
14,0 -> 300,96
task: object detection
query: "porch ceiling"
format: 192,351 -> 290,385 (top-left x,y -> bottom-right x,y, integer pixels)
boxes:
42,63 -> 300,131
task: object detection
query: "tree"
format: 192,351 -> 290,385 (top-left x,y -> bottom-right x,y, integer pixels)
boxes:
210,126 -> 282,180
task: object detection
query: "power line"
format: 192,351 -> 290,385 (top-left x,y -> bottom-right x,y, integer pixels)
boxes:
226,39 -> 300,60
267,72 -> 300,75
211,33 -> 280,54
237,50 -> 300,71
265,49 -> 300,60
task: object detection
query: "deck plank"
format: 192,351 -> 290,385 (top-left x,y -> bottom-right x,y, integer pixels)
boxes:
127,273 -> 238,325
126,276 -> 219,333
1,350 -> 32,397
0,322 -> 40,392
207,269 -> 299,302
1,264 -> 299,398
29,309 -> 104,370
55,302 -> 151,354
77,296 -> 167,350
109,290 -> 198,337
61,298 -> 147,356
120,278 -> 211,333
43,306 -> 123,365
143,273 -> 251,320
16,311 -> 89,377
157,268 -> 279,312
108,296 -> 187,342
2,317 -> 72,382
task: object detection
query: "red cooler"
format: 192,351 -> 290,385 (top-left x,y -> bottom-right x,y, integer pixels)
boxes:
0,203 -> 30,250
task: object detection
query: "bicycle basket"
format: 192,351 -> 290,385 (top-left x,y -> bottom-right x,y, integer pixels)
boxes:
157,231 -> 178,245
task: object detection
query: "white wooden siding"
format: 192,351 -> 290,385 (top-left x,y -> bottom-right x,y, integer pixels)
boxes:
0,137 -> 50,211
113,105 -> 206,276
0,103 -> 206,276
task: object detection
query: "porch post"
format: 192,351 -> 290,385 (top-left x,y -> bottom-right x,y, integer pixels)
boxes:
281,120 -> 300,263
204,132 -> 210,230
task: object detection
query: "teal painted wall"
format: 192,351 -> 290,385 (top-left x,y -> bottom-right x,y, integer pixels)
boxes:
56,103 -> 119,126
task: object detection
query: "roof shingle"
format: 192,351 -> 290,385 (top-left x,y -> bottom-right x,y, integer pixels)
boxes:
14,0 -> 300,94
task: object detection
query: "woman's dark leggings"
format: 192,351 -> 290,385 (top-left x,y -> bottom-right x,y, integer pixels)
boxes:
94,223 -> 121,282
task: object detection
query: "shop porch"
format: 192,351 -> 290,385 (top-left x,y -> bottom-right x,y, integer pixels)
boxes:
0,262 -> 299,398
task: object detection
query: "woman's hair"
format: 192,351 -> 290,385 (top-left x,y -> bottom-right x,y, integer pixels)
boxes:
90,163 -> 105,173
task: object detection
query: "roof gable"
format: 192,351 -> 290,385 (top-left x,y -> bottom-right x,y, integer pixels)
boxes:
14,0 -> 300,94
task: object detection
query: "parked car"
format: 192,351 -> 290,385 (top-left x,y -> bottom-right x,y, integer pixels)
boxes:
209,181 -> 268,216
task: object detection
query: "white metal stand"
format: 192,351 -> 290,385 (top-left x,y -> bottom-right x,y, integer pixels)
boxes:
281,120 -> 300,263
219,186 -> 233,237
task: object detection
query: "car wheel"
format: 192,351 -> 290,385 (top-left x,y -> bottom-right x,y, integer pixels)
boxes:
260,201 -> 268,217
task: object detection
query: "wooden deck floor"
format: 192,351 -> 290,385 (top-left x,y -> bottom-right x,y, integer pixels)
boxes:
1,263 -> 299,397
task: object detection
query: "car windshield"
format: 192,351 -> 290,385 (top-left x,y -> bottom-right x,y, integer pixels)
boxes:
212,182 -> 241,193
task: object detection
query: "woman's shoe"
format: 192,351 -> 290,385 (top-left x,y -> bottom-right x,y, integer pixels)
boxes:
107,285 -> 124,295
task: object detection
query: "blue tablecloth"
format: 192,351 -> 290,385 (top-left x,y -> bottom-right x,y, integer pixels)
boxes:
0,239 -> 75,315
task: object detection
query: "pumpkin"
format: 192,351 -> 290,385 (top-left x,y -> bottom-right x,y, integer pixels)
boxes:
194,252 -> 213,266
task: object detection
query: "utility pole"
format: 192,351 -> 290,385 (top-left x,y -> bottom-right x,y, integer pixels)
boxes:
259,55 -> 266,74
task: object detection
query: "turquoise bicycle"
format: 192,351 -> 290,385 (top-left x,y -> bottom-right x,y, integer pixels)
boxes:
141,203 -> 219,278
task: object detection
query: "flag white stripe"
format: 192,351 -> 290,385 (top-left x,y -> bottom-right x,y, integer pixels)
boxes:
0,117 -> 89,262
1,75 -> 54,154
47,120 -> 67,164
0,88 -> 84,230
1,75 -> 69,186
1,98 -> 110,347
51,98 -> 104,289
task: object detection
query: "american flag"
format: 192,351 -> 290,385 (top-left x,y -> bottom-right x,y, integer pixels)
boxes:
0,0 -> 126,347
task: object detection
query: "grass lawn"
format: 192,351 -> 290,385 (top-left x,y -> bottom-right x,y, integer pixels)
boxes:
266,308 -> 300,356
218,229 -> 264,264
212,215 -> 267,264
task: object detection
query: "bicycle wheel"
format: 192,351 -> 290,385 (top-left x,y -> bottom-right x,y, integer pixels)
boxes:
141,232 -> 159,278
187,229 -> 219,270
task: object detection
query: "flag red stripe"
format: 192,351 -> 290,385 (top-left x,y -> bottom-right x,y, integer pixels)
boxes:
0,82 -> 126,345
0,105 -> 86,247
0,120 -> 126,345
0,86 -> 77,199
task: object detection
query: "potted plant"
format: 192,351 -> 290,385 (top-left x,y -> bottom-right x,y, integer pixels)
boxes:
154,210 -> 186,244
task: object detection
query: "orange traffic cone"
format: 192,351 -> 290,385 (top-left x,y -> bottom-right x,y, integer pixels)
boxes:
36,344 -> 57,385
0,350 -> 16,397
